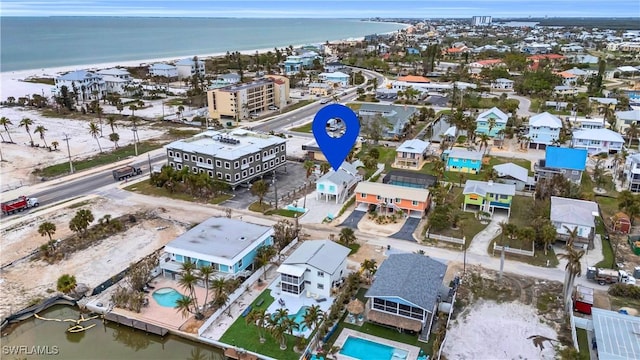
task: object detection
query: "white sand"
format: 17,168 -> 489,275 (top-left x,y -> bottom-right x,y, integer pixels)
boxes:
443,300 -> 558,360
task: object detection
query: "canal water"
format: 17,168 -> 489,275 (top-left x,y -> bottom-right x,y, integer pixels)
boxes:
2,305 -> 225,360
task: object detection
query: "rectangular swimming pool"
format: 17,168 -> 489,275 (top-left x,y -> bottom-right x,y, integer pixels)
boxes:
340,336 -> 409,360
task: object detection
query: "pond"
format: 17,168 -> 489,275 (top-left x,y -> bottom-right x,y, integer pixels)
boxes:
2,305 -> 224,360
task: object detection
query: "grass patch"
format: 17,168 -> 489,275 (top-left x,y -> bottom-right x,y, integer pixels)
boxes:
164,98 -> 188,106
289,122 -> 313,133
249,201 -> 272,213
283,99 -> 314,113
609,295 -> 640,312
426,187 -> 487,241
34,141 -> 162,178
124,181 -> 232,205
345,103 -> 362,111
347,243 -> 361,255
359,145 -> 396,171
337,196 -> 355,218
24,77 -> 55,85
219,290 -> 300,360
68,200 -> 92,209
595,217 -> 615,269
487,156 -> 533,175
576,328 -> 591,360
265,209 -> 300,218
166,128 -> 201,138
536,292 -> 557,312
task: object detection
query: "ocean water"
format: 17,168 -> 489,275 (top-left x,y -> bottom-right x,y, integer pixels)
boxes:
0,17 -> 405,72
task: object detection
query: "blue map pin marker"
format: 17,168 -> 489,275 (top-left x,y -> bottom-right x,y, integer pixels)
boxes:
312,104 -> 360,172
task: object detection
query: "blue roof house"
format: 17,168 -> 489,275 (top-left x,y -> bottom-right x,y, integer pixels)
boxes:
534,146 -> 588,184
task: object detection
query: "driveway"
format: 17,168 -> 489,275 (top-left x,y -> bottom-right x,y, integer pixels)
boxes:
339,210 -> 366,229
390,217 -> 420,242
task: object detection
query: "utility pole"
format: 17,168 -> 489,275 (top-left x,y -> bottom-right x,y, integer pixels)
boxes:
132,127 -> 138,156
63,133 -> 73,174
147,153 -> 152,176
272,175 -> 278,209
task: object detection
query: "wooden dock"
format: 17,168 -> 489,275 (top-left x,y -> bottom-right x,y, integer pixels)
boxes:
223,347 -> 259,360
103,312 -> 169,336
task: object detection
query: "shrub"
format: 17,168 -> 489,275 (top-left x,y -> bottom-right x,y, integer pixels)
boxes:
608,283 -> 640,299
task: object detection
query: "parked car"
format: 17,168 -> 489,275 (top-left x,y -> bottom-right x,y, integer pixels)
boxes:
320,98 -> 330,104
268,106 -> 279,111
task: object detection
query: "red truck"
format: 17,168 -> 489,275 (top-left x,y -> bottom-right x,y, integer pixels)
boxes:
1,196 -> 40,215
573,285 -> 594,315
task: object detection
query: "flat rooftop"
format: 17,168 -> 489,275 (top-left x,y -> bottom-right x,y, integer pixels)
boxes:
165,129 -> 286,160
165,217 -> 273,261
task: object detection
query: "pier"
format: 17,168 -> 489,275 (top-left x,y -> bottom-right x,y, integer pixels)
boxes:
103,312 -> 169,336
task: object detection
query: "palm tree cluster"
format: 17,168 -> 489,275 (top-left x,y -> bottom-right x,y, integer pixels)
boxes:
535,173 -> 582,201
246,304 -> 324,350
497,218 -> 557,254
150,166 -> 230,199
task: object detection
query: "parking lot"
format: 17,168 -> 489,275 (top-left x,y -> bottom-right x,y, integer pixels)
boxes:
221,161 -> 310,210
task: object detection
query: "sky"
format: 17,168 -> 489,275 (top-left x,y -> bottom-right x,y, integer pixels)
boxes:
1,0 -> 638,18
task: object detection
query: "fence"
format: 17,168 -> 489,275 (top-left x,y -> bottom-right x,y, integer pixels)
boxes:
426,230 -> 466,246
492,243 -> 535,257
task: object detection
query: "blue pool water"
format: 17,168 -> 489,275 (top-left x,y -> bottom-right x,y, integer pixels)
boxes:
290,306 -> 309,330
152,287 -> 184,308
340,336 -> 409,360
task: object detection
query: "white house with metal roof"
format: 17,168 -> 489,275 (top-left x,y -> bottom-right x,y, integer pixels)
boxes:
528,112 -> 563,149
53,70 -> 106,102
394,139 -> 430,170
149,63 -> 178,78
160,217 -> 274,280
550,196 -> 598,247
176,57 -> 206,79
615,109 -> 640,134
590,307 -> 640,360
624,153 -> 640,192
493,163 -> 534,191
316,163 -> 361,204
571,128 -> 624,154
365,253 -> 448,337
276,240 -> 350,298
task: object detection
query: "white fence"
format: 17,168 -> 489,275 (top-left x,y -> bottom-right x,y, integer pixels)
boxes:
492,243 -> 535,257
426,231 -> 465,246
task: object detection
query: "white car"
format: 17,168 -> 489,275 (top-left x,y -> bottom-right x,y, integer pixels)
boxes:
320,98 -> 330,104
268,106 -> 279,110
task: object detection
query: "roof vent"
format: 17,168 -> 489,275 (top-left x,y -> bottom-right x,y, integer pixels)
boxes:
239,236 -> 247,241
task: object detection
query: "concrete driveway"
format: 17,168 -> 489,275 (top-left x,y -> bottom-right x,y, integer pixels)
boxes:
390,217 -> 421,242
339,210 -> 366,229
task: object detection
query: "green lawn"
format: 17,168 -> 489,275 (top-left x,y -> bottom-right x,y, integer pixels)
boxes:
34,141 -> 162,178
425,187 -> 487,243
595,217 -> 615,269
219,290 -> 301,360
265,209 -> 300,218
283,99 -> 314,113
576,328 -> 591,360
359,145 -> 396,170
123,181 -> 232,204
249,201 -> 272,213
289,122 -> 313,133
419,155 -> 532,182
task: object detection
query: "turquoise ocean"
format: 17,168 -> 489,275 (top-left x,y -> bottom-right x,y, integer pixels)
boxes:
0,17 -> 406,72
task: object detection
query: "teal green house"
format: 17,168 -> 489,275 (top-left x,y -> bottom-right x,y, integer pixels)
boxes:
445,148 -> 483,174
475,107 -> 509,137
463,180 -> 516,217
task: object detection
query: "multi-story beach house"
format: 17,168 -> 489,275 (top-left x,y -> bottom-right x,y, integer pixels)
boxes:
315,163 -> 361,204
462,180 -> 516,217
365,253 -> 447,338
491,78 -> 514,90
394,139 -> 430,170
283,52 -> 322,75
53,70 -> 106,102
571,128 -> 624,154
615,109 -> 640,134
276,240 -> 350,298
550,196 -> 598,248
534,146 -> 588,184
354,182 -> 431,217
358,104 -> 417,139
149,63 -> 178,78
164,129 -> 287,189
175,58 -> 206,79
207,75 -> 289,120
445,148 -> 483,174
159,217 -> 274,280
318,71 -> 350,87
475,107 -> 508,137
624,153 -> 640,192
528,112 -> 563,150
97,68 -> 133,95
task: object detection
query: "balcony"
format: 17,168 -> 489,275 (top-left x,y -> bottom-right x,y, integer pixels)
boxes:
263,153 -> 276,162
196,162 -> 214,170
173,157 -> 183,163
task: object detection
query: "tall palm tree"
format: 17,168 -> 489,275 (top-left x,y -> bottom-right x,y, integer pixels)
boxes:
95,104 -> 104,136
109,132 -> 120,148
359,259 -> 377,283
302,305 -> 323,333
106,115 -> 117,134
432,158 -> 445,184
303,160 -> 315,179
198,265 -> 214,309
33,125 -> 48,148
487,118 -> 497,137
0,116 -> 12,143
319,162 -> 331,174
88,122 -> 102,152
211,277 -> 230,314
38,221 -> 57,241
268,316 -> 288,350
477,133 -> 491,154
559,246 -> 585,313
176,261 -> 203,319
19,117 -> 34,145
129,104 -> 137,116
563,225 -> 579,248
246,308 -> 270,343
625,122 -> 640,147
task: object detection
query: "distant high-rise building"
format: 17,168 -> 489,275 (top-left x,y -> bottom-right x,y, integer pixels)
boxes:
471,16 -> 492,26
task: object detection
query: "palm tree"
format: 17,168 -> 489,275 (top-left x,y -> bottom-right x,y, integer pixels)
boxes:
109,132 -> 120,148
95,104 -> 104,136
303,160 -> 315,179
302,305 -> 323,333
563,225 -> 579,248
320,162 -> 331,174
432,158 -> 445,184
33,125 -> 48,148
625,122 -> 640,147
175,295 -> 196,319
198,265 -> 214,309
211,277 -> 230,315
483,168 -> 498,182
106,115 -> 117,134
255,245 -> 276,280
541,223 -> 557,256
360,259 -> 377,283
339,227 -> 357,246
0,116 -> 13,143
559,246 -> 585,313
56,274 -> 77,294
129,104 -> 137,116
246,308 -> 270,344
477,133 -> 491,154
268,316 -> 289,350
38,221 -> 57,241
88,122 -> 102,152
176,261 -> 203,319
487,118 -> 497,137
51,141 -> 59,151
19,117 -> 34,145
250,180 -> 269,205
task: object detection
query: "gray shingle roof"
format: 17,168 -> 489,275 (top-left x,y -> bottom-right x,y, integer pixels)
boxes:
365,253 -> 447,311
283,240 -> 350,275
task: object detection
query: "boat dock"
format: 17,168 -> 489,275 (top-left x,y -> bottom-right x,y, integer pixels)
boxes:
103,312 -> 169,336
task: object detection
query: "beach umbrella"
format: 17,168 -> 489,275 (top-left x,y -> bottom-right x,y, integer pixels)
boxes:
346,298 -> 364,315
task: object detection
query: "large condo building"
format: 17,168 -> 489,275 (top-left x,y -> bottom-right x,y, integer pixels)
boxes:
207,75 -> 289,120
164,129 -> 287,189
471,16 -> 492,26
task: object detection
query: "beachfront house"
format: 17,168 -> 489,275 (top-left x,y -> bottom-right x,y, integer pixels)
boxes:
365,253 -> 447,338
97,68 -> 133,95
550,196 -> 598,247
462,180 -> 516,217
493,162 -> 534,191
149,63 -> 178,79
159,217 -> 274,280
475,107 -> 508,137
53,70 -> 106,102
355,182 -> 431,217
528,112 -> 563,150
445,148 -> 483,174
277,240 -> 350,298
283,52 -> 322,75
318,71 -> 350,87
216,73 -> 241,85
491,78 -> 514,90
394,139 -> 430,170
315,162 -> 362,204
176,58 -> 206,79
534,146 -> 588,184
571,128 -> 624,154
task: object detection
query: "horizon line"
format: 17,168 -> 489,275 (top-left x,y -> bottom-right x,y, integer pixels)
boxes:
2,15 -> 640,19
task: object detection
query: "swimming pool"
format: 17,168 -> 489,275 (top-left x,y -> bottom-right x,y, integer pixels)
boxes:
152,287 -> 184,308
340,336 -> 409,360
273,306 -> 310,331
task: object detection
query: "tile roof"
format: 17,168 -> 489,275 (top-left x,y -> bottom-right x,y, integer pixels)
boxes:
365,253 -> 447,311
493,163 -> 529,182
550,196 -> 598,227
397,75 -> 431,83
283,240 -> 350,275
544,146 -> 588,171
529,112 -> 563,128
463,180 -> 516,197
